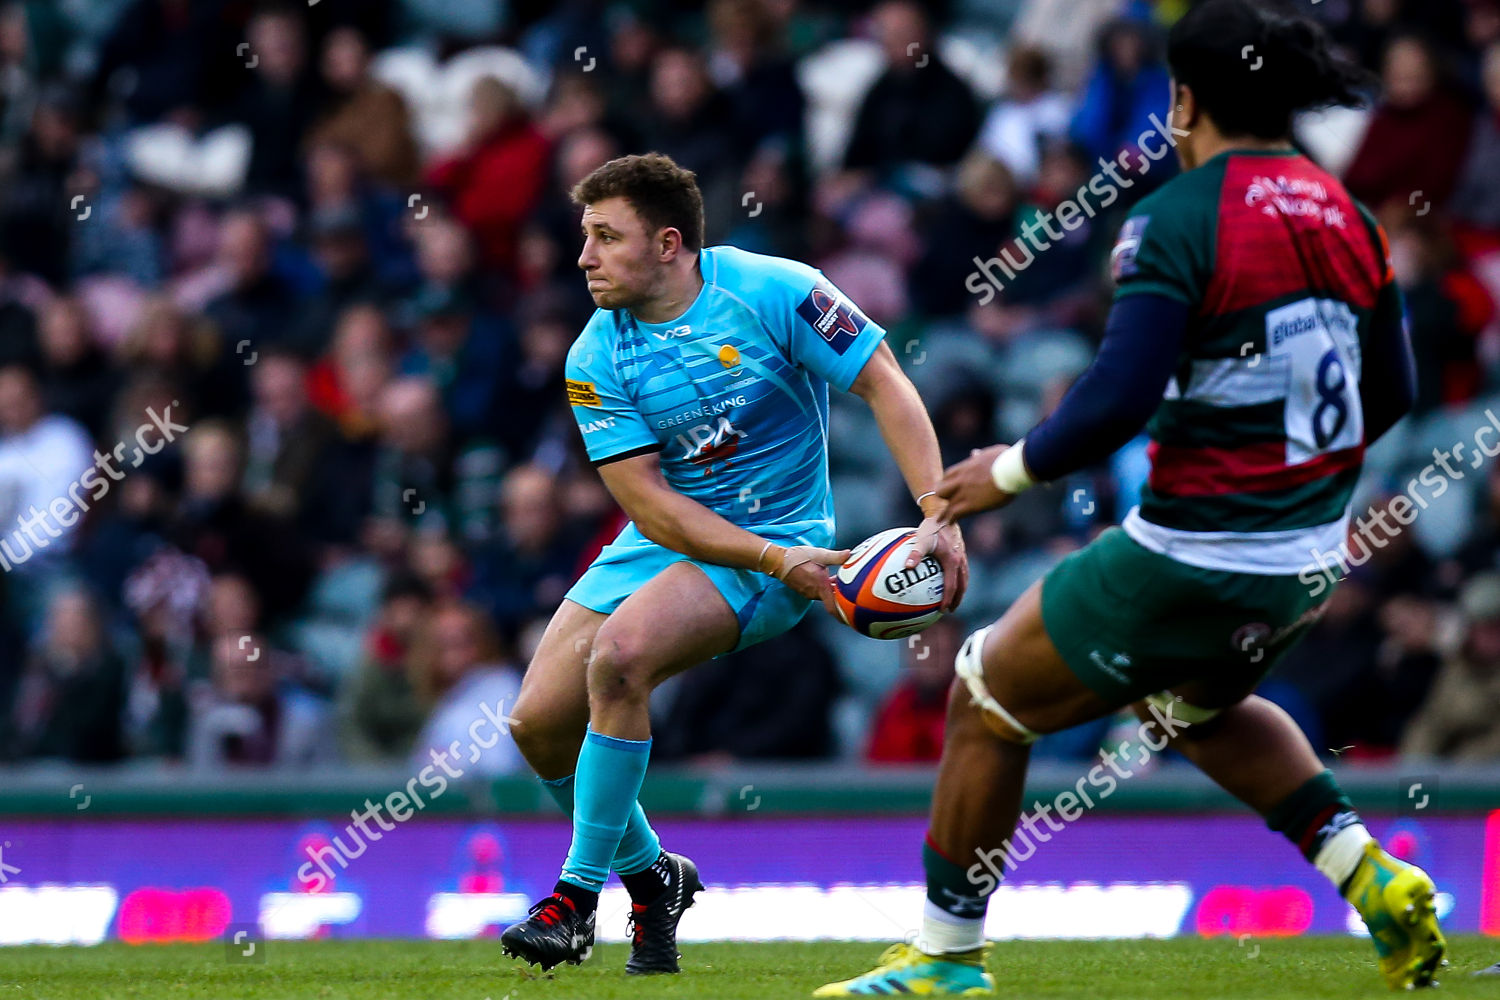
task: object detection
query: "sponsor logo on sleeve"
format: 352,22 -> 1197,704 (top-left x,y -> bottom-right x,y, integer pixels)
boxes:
1110,215 -> 1149,282
566,379 -> 600,407
579,416 -> 616,434
795,282 -> 868,355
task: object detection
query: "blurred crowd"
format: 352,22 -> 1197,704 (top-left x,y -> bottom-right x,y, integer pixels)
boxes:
1,0 -> 1499,774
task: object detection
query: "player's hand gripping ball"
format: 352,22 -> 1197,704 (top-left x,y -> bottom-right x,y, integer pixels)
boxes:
831,527 -> 944,639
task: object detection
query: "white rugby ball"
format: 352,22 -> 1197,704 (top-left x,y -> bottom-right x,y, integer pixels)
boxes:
831,527 -> 945,639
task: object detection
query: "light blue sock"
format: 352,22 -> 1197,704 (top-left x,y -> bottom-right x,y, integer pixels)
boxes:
561,728 -> 653,891
539,774 -> 662,876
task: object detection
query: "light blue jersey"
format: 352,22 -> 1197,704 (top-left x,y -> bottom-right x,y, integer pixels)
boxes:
566,245 -> 886,543
563,245 -> 886,650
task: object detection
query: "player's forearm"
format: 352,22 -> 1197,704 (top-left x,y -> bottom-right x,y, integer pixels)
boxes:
632,491 -> 773,571
864,373 -> 946,517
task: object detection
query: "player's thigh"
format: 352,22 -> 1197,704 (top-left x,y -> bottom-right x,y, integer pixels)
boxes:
513,599 -> 608,738
974,579 -> 1117,735
1041,526 -> 1331,725
588,560 -> 740,693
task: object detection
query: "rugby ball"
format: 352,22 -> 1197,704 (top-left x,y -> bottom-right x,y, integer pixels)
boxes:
831,527 -> 944,639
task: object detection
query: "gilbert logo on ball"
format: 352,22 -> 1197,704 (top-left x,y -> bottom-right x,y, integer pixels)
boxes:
832,527 -> 944,639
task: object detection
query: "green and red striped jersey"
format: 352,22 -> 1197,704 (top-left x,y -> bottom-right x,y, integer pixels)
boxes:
1111,148 -> 1398,574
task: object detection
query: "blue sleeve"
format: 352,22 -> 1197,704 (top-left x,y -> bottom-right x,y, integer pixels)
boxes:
565,333 -> 660,466
783,274 -> 886,392
1024,293 -> 1189,482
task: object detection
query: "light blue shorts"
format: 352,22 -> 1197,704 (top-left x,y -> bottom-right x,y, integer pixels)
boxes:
565,521 -> 826,652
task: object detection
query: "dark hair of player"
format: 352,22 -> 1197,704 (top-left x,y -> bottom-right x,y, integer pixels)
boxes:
571,152 -> 706,253
1167,0 -> 1375,141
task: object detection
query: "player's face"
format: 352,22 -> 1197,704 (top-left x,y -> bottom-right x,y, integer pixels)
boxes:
577,197 -> 668,311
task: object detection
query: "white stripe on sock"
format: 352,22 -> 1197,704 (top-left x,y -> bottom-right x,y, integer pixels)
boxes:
916,900 -> 985,955
1314,822 -> 1373,890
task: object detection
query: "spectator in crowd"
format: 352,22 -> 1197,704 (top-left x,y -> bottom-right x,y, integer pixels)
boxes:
1002,140 -> 1110,324
1344,34 -> 1474,212
170,419 -> 314,623
912,152 -> 1023,318
295,204 -> 389,356
202,210 -> 301,361
1400,572 -> 1500,759
0,363 -> 92,570
976,45 -> 1073,186
843,0 -> 982,174
188,628 -> 332,768
425,76 -> 550,278
368,375 -> 500,544
1011,0 -> 1124,92
307,302 -> 393,439
117,296 -> 234,419
655,620 -> 841,762
0,243 -> 40,371
340,572 -> 431,763
469,463 -> 585,633
1455,461 -> 1500,578
91,0 -> 236,125
707,0 -> 806,154
1,84 -> 82,285
866,615 -> 964,763
407,215 -> 491,317
230,5 -> 320,200
1451,42 -> 1500,236
303,138 -> 416,290
406,599 -> 523,778
310,25 -> 419,189
398,284 -> 511,446
1385,211 -> 1491,413
7,588 -> 126,762
36,296 -> 117,439
1068,18 -> 1171,183
241,348 -> 337,523
496,290 -> 576,459
638,46 -> 744,245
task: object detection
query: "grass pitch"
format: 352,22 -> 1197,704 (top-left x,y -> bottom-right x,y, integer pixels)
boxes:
3,936 -> 1496,999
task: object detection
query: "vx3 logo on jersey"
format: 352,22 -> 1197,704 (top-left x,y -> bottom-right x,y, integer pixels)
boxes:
652,324 -> 692,341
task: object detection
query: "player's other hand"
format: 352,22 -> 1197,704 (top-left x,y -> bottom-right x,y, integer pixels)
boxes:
910,516 -> 968,613
937,445 -> 1016,522
765,544 -> 850,617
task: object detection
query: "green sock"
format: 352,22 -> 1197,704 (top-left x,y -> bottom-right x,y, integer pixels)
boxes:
1264,770 -> 1358,860
924,837 -> 993,920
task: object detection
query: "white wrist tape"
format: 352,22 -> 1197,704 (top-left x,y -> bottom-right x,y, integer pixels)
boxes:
990,440 -> 1036,495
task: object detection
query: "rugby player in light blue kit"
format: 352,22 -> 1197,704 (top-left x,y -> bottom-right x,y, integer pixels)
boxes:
501,153 -> 968,976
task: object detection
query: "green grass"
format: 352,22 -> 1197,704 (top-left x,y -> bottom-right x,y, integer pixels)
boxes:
1,937 -> 1496,999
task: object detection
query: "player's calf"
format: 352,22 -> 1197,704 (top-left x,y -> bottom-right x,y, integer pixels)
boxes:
508,708 -> 583,780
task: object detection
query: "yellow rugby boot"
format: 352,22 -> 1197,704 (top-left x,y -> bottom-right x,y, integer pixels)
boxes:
1344,840 -> 1447,989
813,943 -> 994,996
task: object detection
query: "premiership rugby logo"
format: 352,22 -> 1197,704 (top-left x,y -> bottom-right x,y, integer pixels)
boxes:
1110,215 -> 1148,282
796,282 -> 867,355
566,379 -> 600,407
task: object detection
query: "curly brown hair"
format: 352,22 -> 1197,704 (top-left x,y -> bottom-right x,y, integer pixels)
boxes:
571,152 -> 705,252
